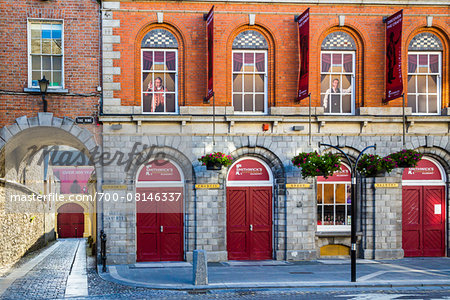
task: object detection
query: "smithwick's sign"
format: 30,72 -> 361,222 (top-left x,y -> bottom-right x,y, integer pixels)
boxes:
227,159 -> 270,181
402,159 -> 442,181
138,160 -> 181,181
296,8 -> 310,101
384,10 -> 403,103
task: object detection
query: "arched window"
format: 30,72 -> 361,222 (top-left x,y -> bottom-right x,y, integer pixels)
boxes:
321,32 -> 356,115
232,30 -> 268,113
141,29 -> 178,113
407,33 -> 443,115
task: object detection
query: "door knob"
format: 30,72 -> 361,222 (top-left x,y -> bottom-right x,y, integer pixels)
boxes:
160,226 -> 163,232
250,224 -> 253,231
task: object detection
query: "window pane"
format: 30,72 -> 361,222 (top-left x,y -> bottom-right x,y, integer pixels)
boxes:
166,51 -> 176,71
321,74 -> 330,94
52,24 -> 62,39
31,28 -> 40,39
428,75 -> 437,93
407,75 -> 416,94
342,95 -> 351,113
233,74 -> 242,92
428,95 -> 437,113
347,206 -> 351,225
321,53 -> 331,73
142,51 -> 153,71
42,56 -> 51,70
43,71 -> 51,83
336,206 -> 345,225
429,54 -> 439,73
142,73 -> 152,91
255,94 -> 264,112
32,71 -> 41,86
153,51 -> 165,70
317,206 -> 323,225
153,73 -> 164,90
51,40 -> 61,55
166,93 -> 176,112
335,184 -> 346,204
317,184 -> 323,204
244,74 -> 253,92
322,94 -> 330,114
42,40 -> 51,54
255,74 -> 264,92
233,53 -> 243,72
408,55 -> 417,73
166,73 -> 175,92
31,39 -> 41,53
417,76 -> 426,94
418,55 -> 428,73
42,24 -> 52,39
233,94 -> 242,111
52,71 -> 61,86
53,56 -> 62,71
32,56 -> 41,70
332,53 -> 342,72
343,54 -> 352,72
346,185 -> 351,204
323,184 -> 334,204
244,94 -> 253,112
342,75 -> 351,92
408,95 -> 417,113
255,53 -> 265,72
244,53 -> 254,72
143,93 -> 152,112
324,206 -> 334,225
330,94 -> 341,113
418,95 -> 427,113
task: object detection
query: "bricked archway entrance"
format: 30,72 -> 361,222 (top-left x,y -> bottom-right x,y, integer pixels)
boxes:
402,158 -> 446,257
226,157 -> 273,260
57,203 -> 85,238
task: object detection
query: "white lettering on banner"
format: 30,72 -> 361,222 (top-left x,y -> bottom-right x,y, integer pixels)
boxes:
235,164 -> 263,176
145,164 -> 174,176
407,167 -> 434,175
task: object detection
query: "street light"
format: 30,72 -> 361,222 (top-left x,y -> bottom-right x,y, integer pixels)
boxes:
39,76 -> 49,112
319,142 -> 376,282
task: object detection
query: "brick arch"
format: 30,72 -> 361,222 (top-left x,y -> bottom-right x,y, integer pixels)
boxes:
225,24 -> 276,108
0,113 -> 100,179
404,26 -> 449,109
315,25 -> 366,111
415,147 -> 450,181
133,22 -> 187,108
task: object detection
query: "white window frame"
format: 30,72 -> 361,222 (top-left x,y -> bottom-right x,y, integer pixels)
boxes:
27,18 -> 64,89
407,51 -> 441,115
232,49 -> 268,115
320,50 -> 355,115
141,49 -> 179,114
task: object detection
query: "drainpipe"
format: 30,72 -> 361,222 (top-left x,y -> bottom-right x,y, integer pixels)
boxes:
284,172 -> 287,261
193,169 -> 197,250
274,182 -> 278,260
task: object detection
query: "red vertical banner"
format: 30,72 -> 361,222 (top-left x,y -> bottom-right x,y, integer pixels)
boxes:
205,6 -> 214,102
297,8 -> 310,101
384,10 -> 403,102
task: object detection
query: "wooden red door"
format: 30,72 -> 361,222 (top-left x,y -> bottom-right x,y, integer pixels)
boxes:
227,186 -> 272,260
402,186 -> 445,257
57,203 -> 84,238
136,187 -> 183,261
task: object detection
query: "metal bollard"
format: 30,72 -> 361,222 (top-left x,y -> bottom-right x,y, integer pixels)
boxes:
100,230 -> 107,272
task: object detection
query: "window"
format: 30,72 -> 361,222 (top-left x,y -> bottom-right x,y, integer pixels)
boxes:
141,29 -> 178,113
321,32 -> 356,114
317,164 -> 351,231
232,31 -> 268,113
407,33 -> 443,115
28,20 -> 63,88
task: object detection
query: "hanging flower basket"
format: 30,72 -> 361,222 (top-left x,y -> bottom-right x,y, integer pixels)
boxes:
357,154 -> 396,177
292,152 -> 341,179
198,152 -> 232,171
386,149 -> 423,168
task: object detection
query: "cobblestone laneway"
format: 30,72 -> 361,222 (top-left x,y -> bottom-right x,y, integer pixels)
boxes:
0,239 -> 79,300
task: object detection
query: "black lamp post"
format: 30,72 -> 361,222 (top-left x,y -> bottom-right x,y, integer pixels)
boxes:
319,142 -> 376,282
39,76 -> 49,112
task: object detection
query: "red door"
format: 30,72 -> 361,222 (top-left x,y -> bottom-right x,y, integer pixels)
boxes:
402,186 -> 445,257
227,186 -> 272,260
136,187 -> 183,261
57,203 -> 84,238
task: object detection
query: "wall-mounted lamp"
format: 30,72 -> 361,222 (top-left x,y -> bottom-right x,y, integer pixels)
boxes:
39,76 -> 49,112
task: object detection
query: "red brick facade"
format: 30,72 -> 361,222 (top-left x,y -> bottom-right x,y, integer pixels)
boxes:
109,2 -> 449,111
0,0 -> 101,127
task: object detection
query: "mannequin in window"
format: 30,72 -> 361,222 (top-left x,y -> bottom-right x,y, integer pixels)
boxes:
145,77 -> 166,112
323,78 -> 351,113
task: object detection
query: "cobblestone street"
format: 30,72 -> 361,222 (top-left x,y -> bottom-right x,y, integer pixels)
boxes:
1,239 -> 450,300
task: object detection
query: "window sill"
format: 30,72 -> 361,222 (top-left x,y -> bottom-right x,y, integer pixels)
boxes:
24,88 -> 68,94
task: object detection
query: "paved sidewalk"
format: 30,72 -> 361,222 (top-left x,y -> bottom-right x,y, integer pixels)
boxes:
99,258 -> 450,290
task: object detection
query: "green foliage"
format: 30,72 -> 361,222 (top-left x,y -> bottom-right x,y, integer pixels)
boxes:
386,149 -> 423,168
292,152 -> 341,179
356,154 -> 396,177
198,152 -> 233,167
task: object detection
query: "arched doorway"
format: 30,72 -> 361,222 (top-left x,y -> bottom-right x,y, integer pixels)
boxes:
135,159 -> 184,261
226,157 -> 273,260
402,158 -> 446,257
57,203 -> 84,238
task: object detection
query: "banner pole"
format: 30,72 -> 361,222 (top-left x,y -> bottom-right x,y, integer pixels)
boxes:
213,92 -> 216,146
308,93 -> 311,146
402,93 -> 405,146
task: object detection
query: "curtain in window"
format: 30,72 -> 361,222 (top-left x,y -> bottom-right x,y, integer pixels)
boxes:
255,54 -> 265,73
143,51 -> 153,70
408,55 -> 417,73
233,53 -> 243,72
321,54 -> 331,72
343,55 -> 352,72
430,55 -> 438,73
166,52 -> 175,70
